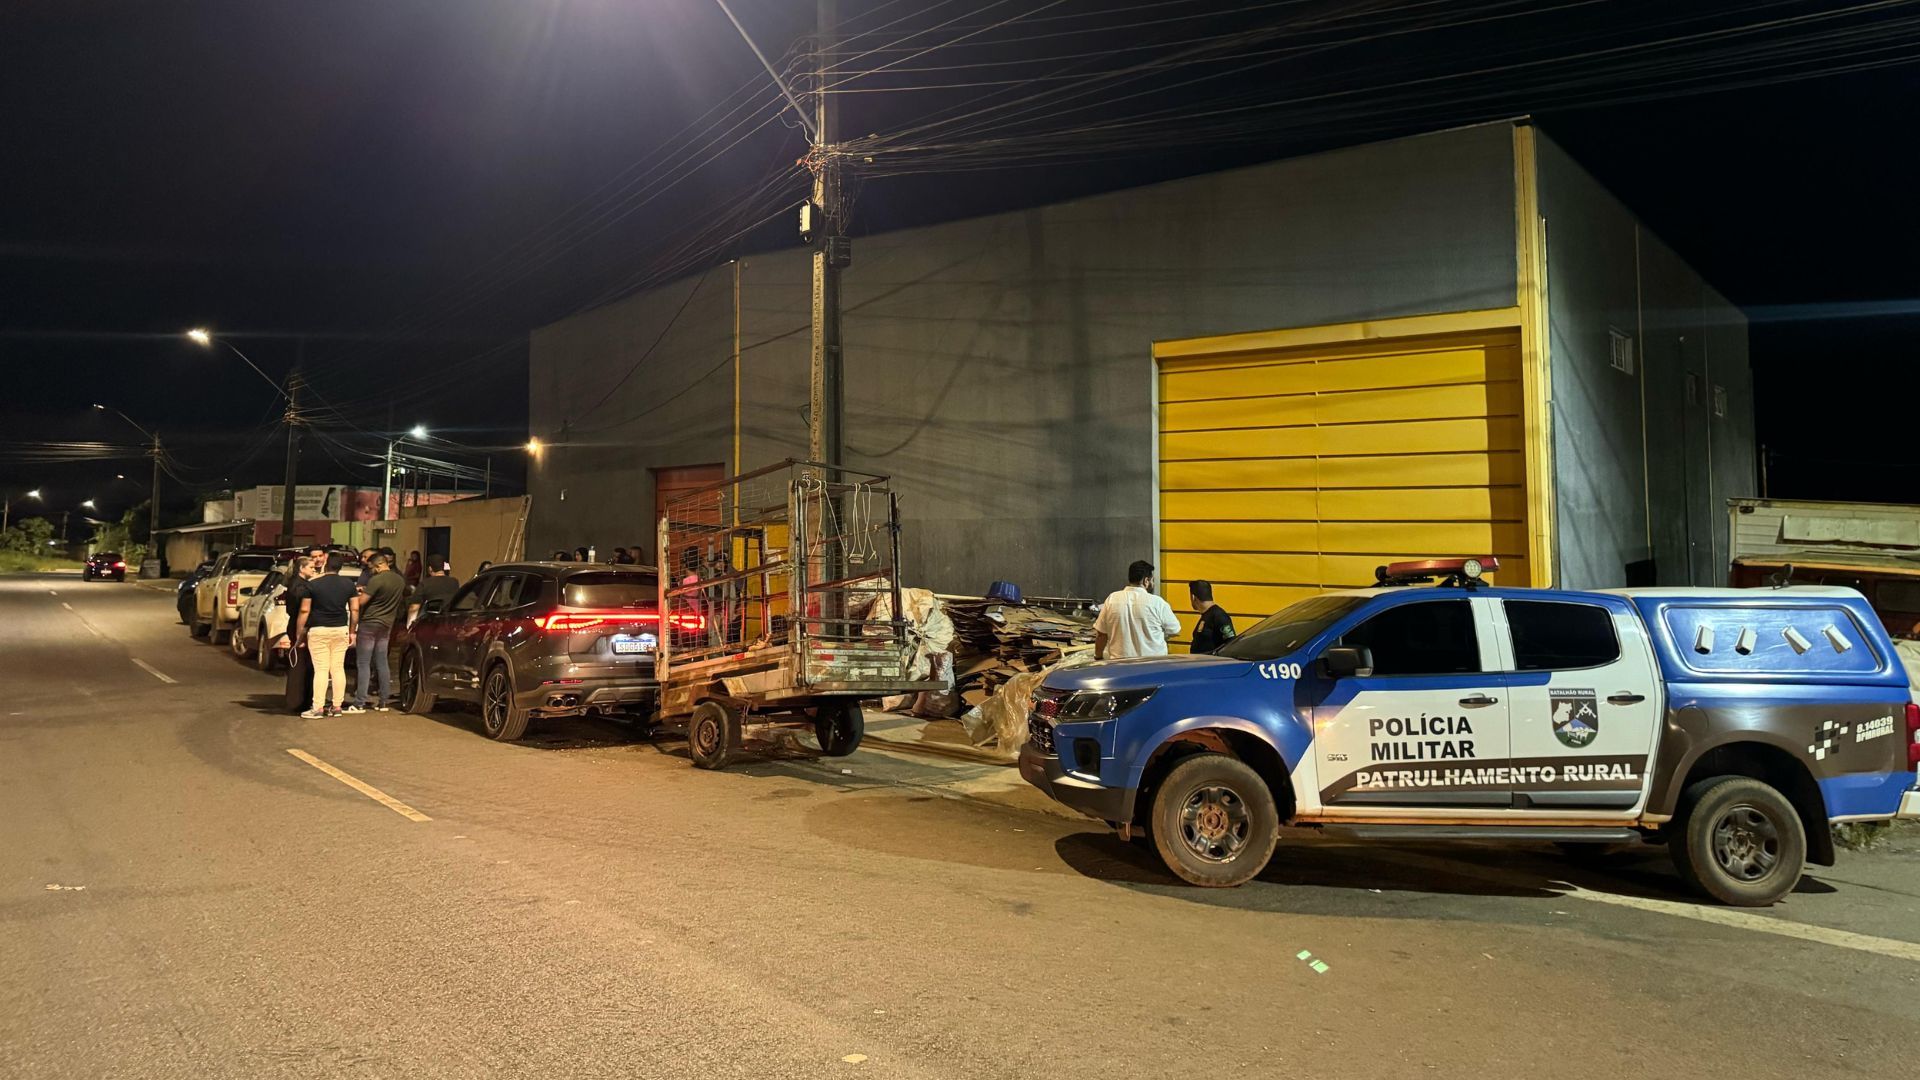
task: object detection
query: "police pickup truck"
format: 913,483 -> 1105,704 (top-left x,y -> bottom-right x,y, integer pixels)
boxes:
1020,558 -> 1920,906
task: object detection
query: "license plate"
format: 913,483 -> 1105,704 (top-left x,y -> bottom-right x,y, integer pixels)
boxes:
612,634 -> 656,655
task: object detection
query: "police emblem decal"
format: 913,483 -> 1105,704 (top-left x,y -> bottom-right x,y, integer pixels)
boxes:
1549,689 -> 1601,748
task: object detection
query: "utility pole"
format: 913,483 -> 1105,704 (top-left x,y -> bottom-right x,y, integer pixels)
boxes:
280,367 -> 302,547
808,0 -> 847,469
59,509 -> 71,555
382,439 -> 396,521
149,433 -> 162,566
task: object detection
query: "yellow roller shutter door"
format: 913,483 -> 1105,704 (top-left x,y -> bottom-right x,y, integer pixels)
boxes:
1158,330 -> 1528,648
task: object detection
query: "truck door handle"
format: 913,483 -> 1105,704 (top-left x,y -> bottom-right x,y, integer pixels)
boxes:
1459,694 -> 1499,707
1607,692 -> 1647,705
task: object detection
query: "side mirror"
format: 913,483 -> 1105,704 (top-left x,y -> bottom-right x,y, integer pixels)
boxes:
421,600 -> 445,616
1321,645 -> 1374,679
238,587 -> 254,597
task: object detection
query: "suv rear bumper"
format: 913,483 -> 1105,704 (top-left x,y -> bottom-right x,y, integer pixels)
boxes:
514,662 -> 658,717
1019,741 -> 1137,825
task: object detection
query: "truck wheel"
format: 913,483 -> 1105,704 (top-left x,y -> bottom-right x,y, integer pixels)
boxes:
688,700 -> 742,769
1671,776 -> 1806,907
190,619 -> 210,640
812,700 -> 864,757
1149,754 -> 1280,888
479,665 -> 529,741
210,615 -> 231,646
255,627 -> 277,671
399,648 -> 437,714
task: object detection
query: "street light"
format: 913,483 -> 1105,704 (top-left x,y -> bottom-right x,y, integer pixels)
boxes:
188,327 -> 302,545
81,499 -> 96,510
410,424 -> 429,439
2,487 -> 42,532
526,438 -> 542,453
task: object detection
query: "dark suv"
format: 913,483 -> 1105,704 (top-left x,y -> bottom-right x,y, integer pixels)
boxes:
399,563 -> 669,741
84,551 -> 127,581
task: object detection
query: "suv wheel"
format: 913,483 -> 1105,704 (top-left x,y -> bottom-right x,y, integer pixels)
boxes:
1149,753 -> 1280,888
255,626 -> 277,671
230,622 -> 250,658
688,700 -> 742,769
812,700 -> 864,757
479,664 -> 529,741
399,648 -> 437,714
1671,776 -> 1806,906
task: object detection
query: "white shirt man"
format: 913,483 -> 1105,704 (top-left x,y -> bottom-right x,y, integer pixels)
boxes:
1093,561 -> 1182,659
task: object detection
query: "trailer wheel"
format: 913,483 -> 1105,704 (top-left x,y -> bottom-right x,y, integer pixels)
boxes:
813,700 -> 864,757
689,700 -> 742,769
1671,776 -> 1806,906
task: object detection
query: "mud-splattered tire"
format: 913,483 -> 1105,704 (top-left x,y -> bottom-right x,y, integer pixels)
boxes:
688,700 -> 742,769
812,700 -> 864,757
1671,776 -> 1806,907
1149,753 -> 1280,888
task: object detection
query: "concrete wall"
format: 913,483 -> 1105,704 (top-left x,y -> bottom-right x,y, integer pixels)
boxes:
1537,131 -> 1753,588
388,496 -> 530,580
530,123 -> 1521,597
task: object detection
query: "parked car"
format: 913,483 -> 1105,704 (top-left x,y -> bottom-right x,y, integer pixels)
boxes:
231,558 -> 294,670
1020,557 -> 1920,906
400,563 -> 662,741
175,559 -> 218,623
190,547 -> 280,644
83,551 -> 127,582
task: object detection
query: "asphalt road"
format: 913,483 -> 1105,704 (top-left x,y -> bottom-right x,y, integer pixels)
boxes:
3,572 -> 1917,1079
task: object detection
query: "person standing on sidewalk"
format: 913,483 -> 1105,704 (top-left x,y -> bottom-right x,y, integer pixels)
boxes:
1092,560 -> 1182,660
348,552 -> 406,712
282,549 -> 325,713
295,562 -> 361,718
408,559 -> 460,625
1187,579 -> 1238,655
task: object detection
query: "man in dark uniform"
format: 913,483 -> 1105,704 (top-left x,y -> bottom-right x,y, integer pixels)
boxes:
1187,579 -> 1238,655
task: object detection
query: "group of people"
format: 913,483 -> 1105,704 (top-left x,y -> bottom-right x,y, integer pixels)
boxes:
546,546 -> 651,565
283,545 -> 464,719
1092,560 -> 1239,660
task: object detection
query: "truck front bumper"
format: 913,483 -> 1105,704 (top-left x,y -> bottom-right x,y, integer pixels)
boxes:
1019,741 -> 1137,826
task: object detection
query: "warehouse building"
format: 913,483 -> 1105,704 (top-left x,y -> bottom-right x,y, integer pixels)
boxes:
527,120 -> 1752,637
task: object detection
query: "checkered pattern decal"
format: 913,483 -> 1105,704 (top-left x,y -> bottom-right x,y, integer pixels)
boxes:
1807,720 -> 1851,761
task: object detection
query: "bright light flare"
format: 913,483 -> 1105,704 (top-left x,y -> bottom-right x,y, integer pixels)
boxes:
525,438 -> 542,453
410,425 -> 429,439
185,328 -> 212,346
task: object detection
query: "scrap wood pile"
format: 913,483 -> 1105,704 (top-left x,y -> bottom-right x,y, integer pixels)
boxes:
942,599 -> 1097,710
906,594 -> 1098,756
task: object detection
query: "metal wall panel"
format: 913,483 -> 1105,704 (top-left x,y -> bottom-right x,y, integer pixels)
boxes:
1156,330 -> 1527,646
528,124 -> 1523,594
1535,133 -> 1753,587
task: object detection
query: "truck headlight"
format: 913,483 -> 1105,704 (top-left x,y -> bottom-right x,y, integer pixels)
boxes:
1054,687 -> 1156,721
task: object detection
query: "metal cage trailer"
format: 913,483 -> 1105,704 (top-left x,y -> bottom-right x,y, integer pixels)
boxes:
655,460 -> 943,768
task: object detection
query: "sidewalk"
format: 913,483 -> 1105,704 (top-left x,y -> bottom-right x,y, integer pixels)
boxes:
787,709 -> 1079,821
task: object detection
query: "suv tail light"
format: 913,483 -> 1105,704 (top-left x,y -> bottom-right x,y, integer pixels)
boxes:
227,581 -> 239,606
1906,702 -> 1919,768
533,610 -> 707,633
113,561 -> 126,569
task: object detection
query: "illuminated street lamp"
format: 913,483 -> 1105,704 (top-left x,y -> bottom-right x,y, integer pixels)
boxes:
2,487 -> 42,532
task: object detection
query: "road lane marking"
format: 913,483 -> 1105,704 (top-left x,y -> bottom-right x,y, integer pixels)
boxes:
1375,847 -> 1920,964
60,602 -> 73,610
286,749 -> 432,822
130,659 -> 177,684
1556,883 -> 1920,963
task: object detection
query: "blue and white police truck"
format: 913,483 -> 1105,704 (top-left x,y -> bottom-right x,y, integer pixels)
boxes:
1020,558 -> 1920,905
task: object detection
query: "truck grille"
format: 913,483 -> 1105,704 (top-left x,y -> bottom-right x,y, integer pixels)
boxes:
1027,686 -> 1068,752
1028,715 -> 1055,753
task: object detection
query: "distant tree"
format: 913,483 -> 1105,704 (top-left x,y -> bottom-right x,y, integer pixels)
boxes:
1,516 -> 55,553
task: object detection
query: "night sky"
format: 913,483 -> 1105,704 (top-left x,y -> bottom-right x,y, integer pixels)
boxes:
3,0 -> 1916,540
